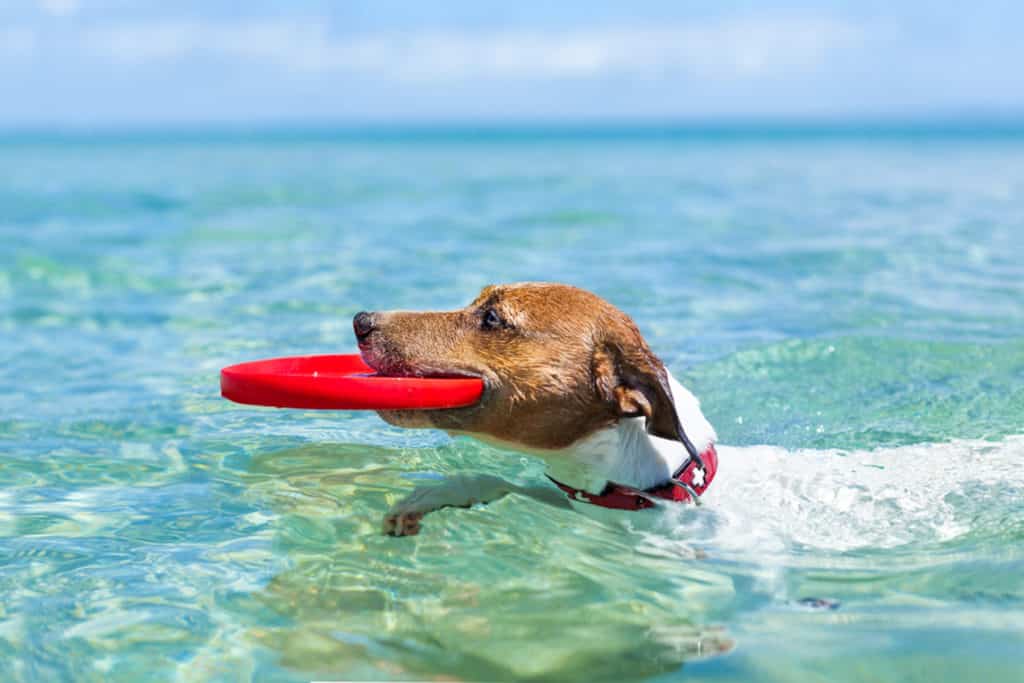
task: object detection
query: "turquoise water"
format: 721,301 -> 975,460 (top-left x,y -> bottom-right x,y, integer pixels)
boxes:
1,128 -> 1023,682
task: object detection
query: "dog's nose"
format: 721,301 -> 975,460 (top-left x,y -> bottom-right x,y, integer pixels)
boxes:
353,311 -> 377,342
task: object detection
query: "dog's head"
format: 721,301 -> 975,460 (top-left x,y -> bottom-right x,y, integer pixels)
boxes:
354,282 -> 687,451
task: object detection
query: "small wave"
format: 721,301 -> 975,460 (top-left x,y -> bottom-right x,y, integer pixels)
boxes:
693,435 -> 1024,554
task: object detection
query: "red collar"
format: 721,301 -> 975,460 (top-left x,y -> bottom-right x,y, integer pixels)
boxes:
547,444 -> 718,510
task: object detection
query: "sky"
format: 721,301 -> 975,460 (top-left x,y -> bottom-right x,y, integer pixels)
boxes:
1,0 -> 1022,126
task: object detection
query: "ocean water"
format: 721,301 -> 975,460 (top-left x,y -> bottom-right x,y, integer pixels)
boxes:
1,127 -> 1023,682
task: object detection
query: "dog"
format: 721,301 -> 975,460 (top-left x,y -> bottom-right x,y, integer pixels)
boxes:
353,282 -> 717,536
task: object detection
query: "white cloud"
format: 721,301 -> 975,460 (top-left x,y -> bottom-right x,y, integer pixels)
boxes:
73,16 -> 863,82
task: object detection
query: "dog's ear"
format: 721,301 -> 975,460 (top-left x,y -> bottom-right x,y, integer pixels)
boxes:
472,284 -> 500,307
593,322 -> 681,442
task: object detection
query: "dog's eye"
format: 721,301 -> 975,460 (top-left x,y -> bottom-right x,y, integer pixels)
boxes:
481,308 -> 504,330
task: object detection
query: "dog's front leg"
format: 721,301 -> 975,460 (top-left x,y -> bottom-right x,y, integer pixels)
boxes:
383,473 -> 515,536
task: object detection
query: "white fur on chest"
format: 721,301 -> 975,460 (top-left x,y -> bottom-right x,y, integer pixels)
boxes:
544,371 -> 716,494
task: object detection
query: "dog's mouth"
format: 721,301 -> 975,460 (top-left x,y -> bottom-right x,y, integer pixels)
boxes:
358,344 -> 485,385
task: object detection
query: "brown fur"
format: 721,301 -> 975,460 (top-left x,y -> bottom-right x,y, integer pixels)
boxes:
357,282 -> 680,451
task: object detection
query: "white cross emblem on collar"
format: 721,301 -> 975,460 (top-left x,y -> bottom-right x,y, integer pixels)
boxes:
690,466 -> 705,488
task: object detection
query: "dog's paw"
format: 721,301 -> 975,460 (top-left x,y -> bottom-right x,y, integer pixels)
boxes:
382,483 -> 456,536
382,475 -> 510,537
382,509 -> 424,536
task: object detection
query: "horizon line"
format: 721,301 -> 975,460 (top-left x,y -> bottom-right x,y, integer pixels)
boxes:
2,115 -> 1023,142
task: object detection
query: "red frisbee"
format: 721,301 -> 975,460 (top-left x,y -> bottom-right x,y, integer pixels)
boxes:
220,354 -> 484,410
